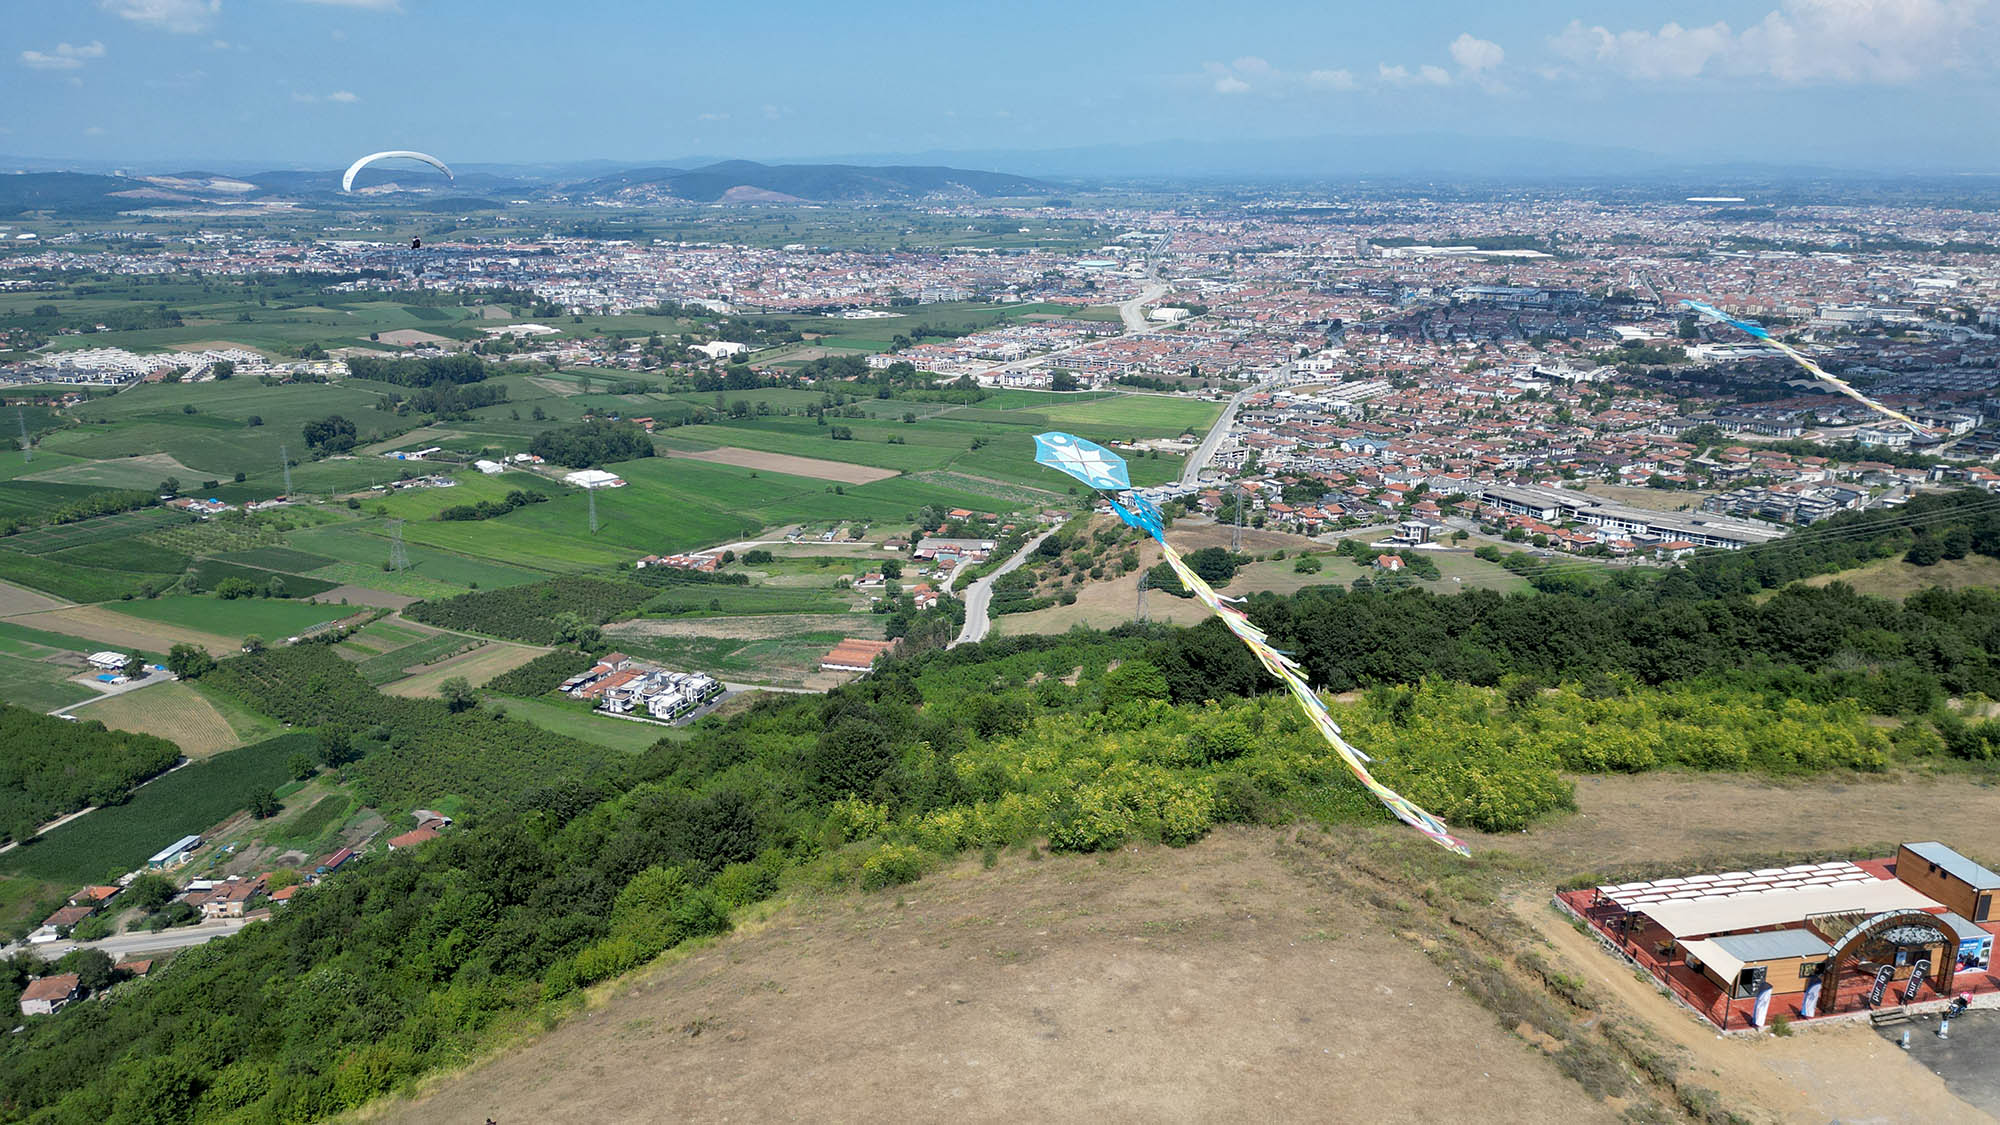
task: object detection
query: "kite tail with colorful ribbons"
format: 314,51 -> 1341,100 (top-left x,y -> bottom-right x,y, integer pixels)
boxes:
1034,431 -> 1467,856
1680,299 -> 1921,428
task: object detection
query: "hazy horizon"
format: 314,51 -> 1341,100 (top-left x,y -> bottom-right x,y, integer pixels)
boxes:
10,0 -> 1999,174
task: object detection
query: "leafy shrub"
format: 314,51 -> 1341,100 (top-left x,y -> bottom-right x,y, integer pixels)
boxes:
859,843 -> 925,890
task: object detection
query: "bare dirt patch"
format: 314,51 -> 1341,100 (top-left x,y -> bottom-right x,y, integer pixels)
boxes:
1475,771 -> 2000,872
381,642 -> 545,698
1579,482 -> 1718,513
374,329 -> 455,347
664,446 -> 898,485
380,828 -> 1613,1125
0,579 -> 71,617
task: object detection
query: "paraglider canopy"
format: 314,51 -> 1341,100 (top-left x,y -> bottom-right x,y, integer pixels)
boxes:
341,150 -> 453,193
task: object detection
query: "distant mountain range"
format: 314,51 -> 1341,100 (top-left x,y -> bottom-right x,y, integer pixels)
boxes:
0,159 -> 1058,218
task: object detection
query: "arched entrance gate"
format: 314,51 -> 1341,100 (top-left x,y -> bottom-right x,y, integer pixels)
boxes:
1813,909 -> 1956,1015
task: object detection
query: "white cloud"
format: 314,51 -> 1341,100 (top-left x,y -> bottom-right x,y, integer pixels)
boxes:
698,111 -> 729,121
102,0 -> 221,33
21,41 -> 106,70
1449,33 -> 1505,72
84,125 -> 107,136
1551,0 -> 1987,84
1201,58 -> 1360,96
1379,62 -> 1452,85
298,0 -> 403,8
328,89 -> 359,102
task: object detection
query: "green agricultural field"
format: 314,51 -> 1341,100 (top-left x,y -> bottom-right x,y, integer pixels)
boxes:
0,732 -> 316,885
105,595 -> 348,639
0,648 -> 96,713
483,693 -> 670,753
354,632 -> 479,685
50,381 -> 400,477
1035,393 -> 1221,436
611,628 -> 858,687
285,524 -> 547,589
643,583 -> 855,618
215,546 -> 339,572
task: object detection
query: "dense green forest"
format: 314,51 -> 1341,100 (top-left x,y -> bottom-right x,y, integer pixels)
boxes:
526,419 -> 656,468
0,706 -> 182,845
7,496 -> 2000,1121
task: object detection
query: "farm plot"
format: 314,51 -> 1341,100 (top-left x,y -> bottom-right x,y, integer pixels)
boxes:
21,453 -> 208,492
380,642 -> 546,698
7,605 -> 227,657
0,732 -> 316,885
0,579 -> 70,616
662,446 -> 899,485
104,596 -> 349,641
65,681 -> 260,759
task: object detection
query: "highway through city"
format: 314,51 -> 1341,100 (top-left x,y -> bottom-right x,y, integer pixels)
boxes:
1180,384 -> 1255,485
950,531 -> 1052,649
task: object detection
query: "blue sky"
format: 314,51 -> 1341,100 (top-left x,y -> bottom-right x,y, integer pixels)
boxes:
8,0 -> 1997,171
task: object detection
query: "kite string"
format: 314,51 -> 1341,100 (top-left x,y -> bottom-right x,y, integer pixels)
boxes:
1147,530 -> 1469,855
1683,300 -> 1920,428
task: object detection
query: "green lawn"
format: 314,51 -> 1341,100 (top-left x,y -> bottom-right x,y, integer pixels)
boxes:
485,693 -> 671,753
104,596 -> 348,638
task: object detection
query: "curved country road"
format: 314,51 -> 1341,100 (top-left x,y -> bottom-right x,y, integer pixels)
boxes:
950,531 -> 1052,649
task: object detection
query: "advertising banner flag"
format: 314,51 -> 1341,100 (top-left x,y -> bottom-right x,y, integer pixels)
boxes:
1800,977 -> 1822,1020
1867,964 -> 1896,1007
1902,959 -> 1930,1005
1752,984 -> 1773,1029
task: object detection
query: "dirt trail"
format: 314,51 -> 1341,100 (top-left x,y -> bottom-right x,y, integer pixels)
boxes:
377,829 -> 1613,1125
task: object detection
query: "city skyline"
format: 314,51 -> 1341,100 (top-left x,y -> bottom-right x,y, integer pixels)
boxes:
8,0 -> 1999,173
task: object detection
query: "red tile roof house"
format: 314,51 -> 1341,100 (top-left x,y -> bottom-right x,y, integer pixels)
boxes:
195,876 -> 266,919
20,973 -> 80,1016
42,905 -> 95,931
388,817 -> 450,850
1373,554 -> 1405,572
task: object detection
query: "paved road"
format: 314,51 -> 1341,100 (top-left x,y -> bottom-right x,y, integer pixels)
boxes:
8,916 -> 253,961
1119,280 -> 1171,333
1180,385 -> 1256,485
950,531 -> 1052,649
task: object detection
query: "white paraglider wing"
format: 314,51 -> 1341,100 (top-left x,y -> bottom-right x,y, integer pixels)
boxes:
341,150 -> 454,193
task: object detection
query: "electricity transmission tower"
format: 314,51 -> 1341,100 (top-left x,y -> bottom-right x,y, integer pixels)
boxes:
279,444 -> 294,496
587,486 -> 599,534
1232,483 -> 1245,552
387,520 -> 409,571
15,408 -> 29,463
1135,569 -> 1149,623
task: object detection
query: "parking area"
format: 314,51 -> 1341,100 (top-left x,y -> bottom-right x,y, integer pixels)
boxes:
1873,1007 -> 2000,1116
